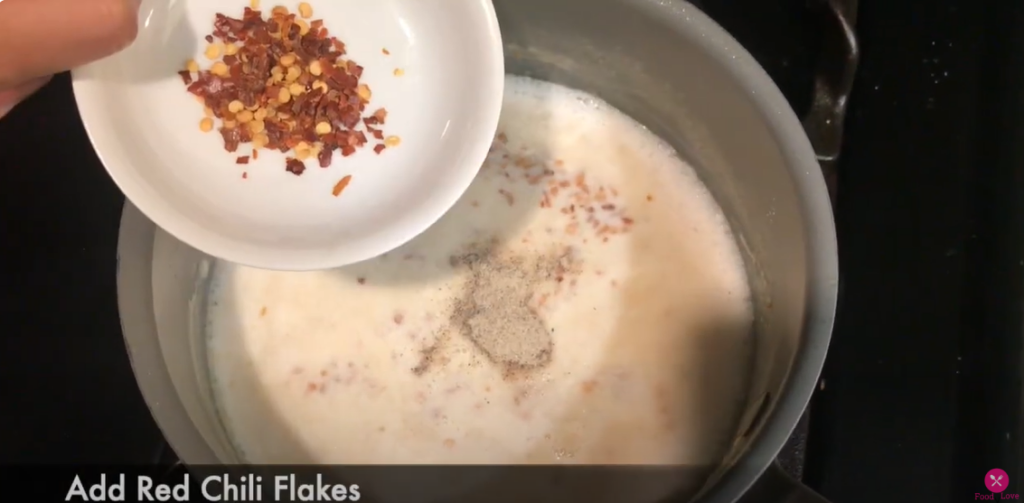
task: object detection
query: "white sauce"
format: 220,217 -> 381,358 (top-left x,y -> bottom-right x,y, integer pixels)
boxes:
205,76 -> 754,468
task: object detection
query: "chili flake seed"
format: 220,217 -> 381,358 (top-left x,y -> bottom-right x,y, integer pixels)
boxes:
204,43 -> 221,60
393,68 -> 404,77
181,3 -> 392,180
357,84 -> 372,101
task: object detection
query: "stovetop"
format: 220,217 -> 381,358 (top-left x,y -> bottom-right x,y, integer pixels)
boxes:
1,0 -> 1020,502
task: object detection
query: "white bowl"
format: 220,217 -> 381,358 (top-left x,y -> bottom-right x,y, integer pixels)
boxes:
72,0 -> 504,270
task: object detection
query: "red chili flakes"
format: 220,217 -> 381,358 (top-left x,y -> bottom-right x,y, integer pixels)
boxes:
332,174 -> 352,197
180,3 -> 394,185
382,47 -> 390,55
486,132 -> 635,243
498,188 -> 514,206
236,155 -> 250,164
373,144 -> 385,154
285,157 -> 305,175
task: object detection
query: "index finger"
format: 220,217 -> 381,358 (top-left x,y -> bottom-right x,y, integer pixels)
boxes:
0,0 -> 139,88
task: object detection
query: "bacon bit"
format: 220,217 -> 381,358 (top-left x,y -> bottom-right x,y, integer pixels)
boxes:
181,6 -> 392,179
373,144 -> 386,154
332,174 -> 352,196
242,171 -> 248,179
236,155 -> 250,164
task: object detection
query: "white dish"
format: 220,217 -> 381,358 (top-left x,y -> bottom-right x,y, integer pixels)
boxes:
72,0 -> 504,270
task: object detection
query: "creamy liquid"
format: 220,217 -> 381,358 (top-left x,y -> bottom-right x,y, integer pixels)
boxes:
205,76 -> 754,467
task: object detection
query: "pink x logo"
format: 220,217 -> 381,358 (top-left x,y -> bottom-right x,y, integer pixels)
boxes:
986,469 -> 1009,493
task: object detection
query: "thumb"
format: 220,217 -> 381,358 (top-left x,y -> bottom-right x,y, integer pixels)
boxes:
0,76 -> 52,120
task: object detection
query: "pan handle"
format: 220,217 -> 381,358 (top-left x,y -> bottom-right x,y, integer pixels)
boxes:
738,462 -> 832,503
801,0 -> 859,205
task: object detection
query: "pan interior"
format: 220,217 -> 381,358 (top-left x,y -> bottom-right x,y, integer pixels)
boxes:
123,1 -> 834,503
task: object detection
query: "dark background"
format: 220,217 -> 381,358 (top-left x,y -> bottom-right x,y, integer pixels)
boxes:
0,0 -> 1020,502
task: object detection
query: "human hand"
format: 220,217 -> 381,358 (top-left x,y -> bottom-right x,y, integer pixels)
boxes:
0,0 -> 139,119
